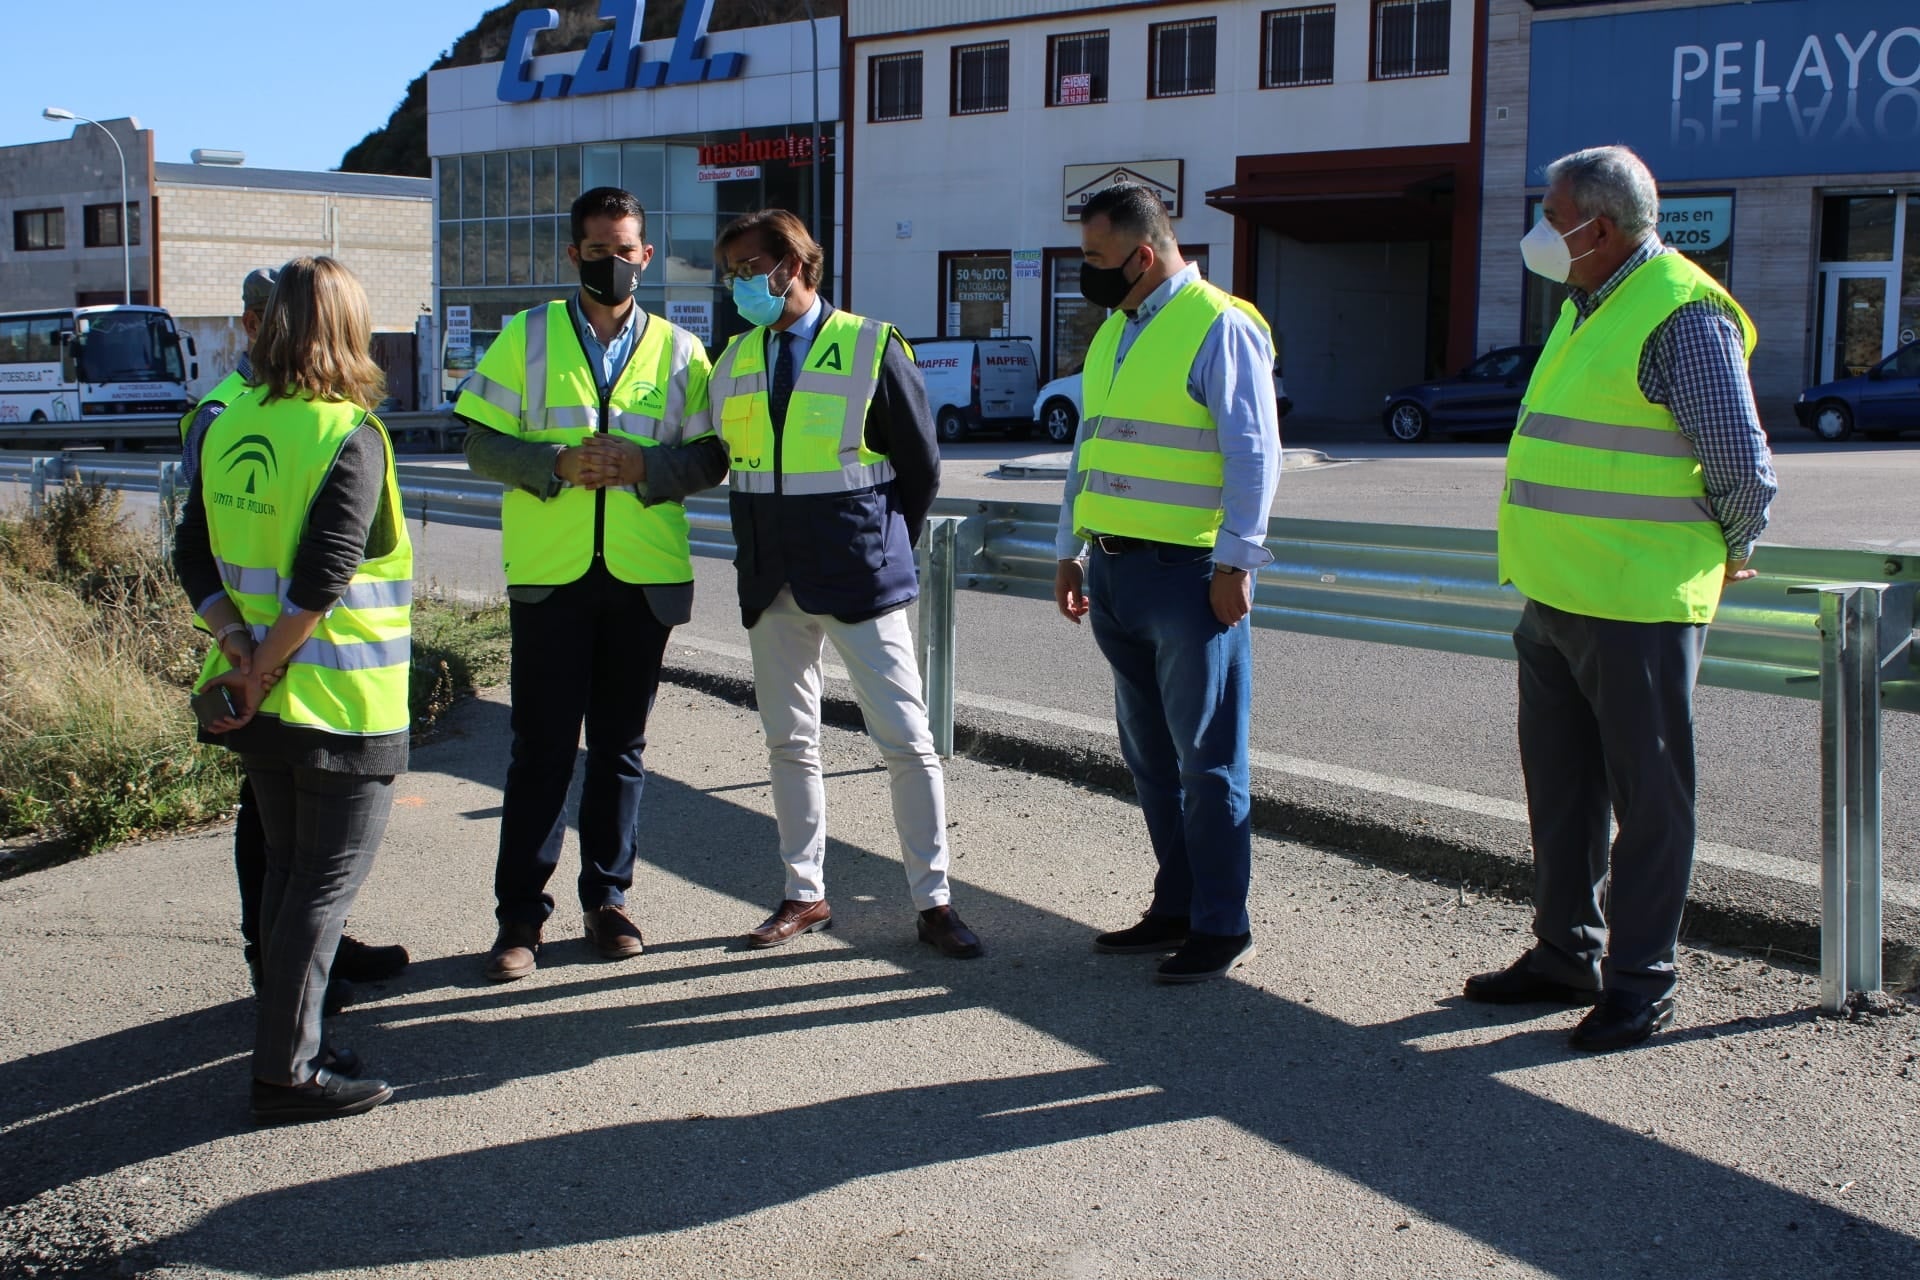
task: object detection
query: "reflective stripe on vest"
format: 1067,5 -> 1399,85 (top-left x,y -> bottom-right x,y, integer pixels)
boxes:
1071,278 -> 1269,547
215,560 -> 414,610
711,309 -> 897,496
1496,251 -> 1755,624
193,387 -> 413,736
1505,479 -> 1714,524
464,301 -> 709,586
1514,411 -> 1699,459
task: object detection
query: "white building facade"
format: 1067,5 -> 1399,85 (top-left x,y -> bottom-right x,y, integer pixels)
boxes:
846,0 -> 1484,420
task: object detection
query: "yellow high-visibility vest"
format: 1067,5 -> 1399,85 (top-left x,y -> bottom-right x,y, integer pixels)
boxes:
1072,278 -> 1270,547
193,387 -> 414,736
456,300 -> 713,585
709,308 -> 898,495
1498,252 -> 1755,624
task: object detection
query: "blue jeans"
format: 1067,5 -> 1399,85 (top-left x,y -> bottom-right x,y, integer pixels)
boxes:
1087,543 -> 1254,937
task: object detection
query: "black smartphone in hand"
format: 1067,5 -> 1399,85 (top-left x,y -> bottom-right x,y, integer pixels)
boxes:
191,684 -> 239,730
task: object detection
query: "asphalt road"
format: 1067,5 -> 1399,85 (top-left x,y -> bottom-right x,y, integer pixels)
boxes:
12,431 -> 1920,894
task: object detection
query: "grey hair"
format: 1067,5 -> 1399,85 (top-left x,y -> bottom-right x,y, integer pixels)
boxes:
1546,146 -> 1659,239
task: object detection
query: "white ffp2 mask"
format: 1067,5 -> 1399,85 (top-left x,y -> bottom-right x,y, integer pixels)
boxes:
1520,216 -> 1597,283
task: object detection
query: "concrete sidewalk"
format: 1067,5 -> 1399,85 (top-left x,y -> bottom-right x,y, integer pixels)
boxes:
3,678 -> 1918,1280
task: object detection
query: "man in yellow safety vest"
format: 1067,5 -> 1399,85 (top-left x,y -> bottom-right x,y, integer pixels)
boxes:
457,187 -> 726,980
1052,183 -> 1282,985
1464,145 -> 1778,1051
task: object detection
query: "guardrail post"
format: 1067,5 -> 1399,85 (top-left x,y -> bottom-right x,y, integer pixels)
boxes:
1792,581 -> 1915,1013
916,515 -> 963,757
157,461 -> 181,559
28,456 -> 55,516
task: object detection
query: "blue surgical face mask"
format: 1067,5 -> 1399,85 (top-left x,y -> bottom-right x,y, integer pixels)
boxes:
731,261 -> 791,327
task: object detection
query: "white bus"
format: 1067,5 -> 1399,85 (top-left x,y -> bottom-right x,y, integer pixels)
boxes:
0,305 -> 196,441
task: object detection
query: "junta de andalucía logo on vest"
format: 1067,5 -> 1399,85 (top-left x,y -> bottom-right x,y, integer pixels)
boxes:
212,434 -> 280,515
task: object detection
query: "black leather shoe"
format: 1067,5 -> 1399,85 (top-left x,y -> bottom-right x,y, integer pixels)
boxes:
917,906 -> 985,959
1569,992 -> 1676,1052
334,934 -> 410,983
1462,955 -> 1600,1006
1093,912 -> 1190,955
1155,932 -> 1255,984
251,1068 -> 393,1125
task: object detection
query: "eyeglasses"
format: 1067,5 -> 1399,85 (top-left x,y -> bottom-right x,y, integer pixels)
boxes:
719,255 -> 773,287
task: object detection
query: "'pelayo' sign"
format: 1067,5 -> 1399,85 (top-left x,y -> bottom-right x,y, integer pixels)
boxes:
1530,0 -> 1920,181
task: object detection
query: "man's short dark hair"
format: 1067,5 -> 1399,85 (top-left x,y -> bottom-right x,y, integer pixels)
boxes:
1078,183 -> 1175,250
571,187 -> 647,245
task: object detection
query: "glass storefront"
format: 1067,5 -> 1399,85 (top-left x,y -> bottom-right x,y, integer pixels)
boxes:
434,128 -> 834,388
1813,189 -> 1917,380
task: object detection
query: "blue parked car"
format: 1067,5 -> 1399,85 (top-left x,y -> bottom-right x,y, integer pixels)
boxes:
1381,345 -> 1542,443
1794,340 -> 1920,441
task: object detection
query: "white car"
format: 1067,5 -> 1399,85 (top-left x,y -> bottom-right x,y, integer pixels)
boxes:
1033,368 -> 1291,445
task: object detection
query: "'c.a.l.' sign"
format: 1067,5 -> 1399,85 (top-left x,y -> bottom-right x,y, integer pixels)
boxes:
1529,0 -> 1920,181
497,0 -> 745,104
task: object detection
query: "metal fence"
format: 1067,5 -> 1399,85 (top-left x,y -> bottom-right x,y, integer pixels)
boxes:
6,454 -> 1915,1012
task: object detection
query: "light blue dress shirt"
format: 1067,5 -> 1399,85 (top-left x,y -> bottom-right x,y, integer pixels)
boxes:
569,291 -> 643,391
1053,264 -> 1283,571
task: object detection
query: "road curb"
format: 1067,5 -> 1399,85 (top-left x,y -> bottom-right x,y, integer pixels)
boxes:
660,655 -> 1920,991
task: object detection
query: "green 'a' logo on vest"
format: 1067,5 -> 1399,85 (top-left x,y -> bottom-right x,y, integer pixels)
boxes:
812,342 -> 844,372
221,434 -> 278,495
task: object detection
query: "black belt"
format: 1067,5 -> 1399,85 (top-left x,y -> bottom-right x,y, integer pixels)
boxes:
1089,534 -> 1183,555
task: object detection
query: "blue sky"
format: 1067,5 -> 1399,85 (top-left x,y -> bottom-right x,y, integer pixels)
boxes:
0,0 -> 499,172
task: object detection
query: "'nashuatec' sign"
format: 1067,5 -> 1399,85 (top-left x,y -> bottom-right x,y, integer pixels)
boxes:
1530,0 -> 1920,181
497,0 -> 744,103
1063,161 -> 1183,221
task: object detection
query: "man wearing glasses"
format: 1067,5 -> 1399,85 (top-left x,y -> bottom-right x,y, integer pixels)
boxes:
707,208 -> 985,960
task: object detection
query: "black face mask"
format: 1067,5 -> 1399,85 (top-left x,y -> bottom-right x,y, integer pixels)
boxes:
1079,248 -> 1142,310
578,254 -> 643,305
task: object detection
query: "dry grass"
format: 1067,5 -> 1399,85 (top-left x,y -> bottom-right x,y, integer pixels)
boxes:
0,480 -> 511,864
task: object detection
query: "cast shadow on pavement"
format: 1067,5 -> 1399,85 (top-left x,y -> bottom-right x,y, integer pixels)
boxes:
152,758 -> 1920,1278
5,694 -> 1913,1278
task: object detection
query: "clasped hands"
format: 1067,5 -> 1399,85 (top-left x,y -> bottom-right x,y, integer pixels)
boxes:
200,631 -> 286,734
556,436 -> 647,490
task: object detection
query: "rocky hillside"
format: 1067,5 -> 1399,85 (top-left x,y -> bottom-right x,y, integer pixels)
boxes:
341,0 -> 844,177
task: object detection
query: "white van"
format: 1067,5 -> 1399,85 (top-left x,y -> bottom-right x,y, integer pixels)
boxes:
910,336 -> 1042,442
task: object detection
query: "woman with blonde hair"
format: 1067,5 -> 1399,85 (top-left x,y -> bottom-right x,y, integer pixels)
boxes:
173,256 -> 413,1124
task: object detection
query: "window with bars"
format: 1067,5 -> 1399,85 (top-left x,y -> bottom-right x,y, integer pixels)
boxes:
870,51 -> 924,122
952,41 -> 1010,115
1048,30 -> 1109,106
1150,18 -> 1217,98
1374,0 -> 1451,80
1263,7 -> 1336,87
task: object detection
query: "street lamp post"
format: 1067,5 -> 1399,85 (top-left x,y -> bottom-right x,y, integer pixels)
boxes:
43,107 -> 131,305
798,1 -> 823,257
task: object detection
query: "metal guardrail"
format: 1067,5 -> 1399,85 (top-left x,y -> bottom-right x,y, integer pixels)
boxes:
0,408 -> 463,451
8,454 -> 1916,1011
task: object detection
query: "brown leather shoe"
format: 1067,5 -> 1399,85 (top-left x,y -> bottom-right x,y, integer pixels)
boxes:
917,905 -> 985,959
485,921 -> 541,982
584,905 -> 645,959
746,899 -> 832,949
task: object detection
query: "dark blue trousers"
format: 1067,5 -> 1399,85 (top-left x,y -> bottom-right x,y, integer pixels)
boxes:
494,563 -> 672,927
